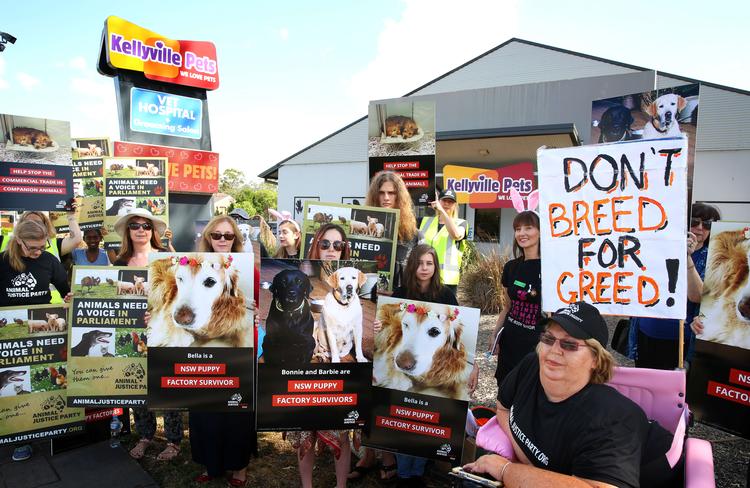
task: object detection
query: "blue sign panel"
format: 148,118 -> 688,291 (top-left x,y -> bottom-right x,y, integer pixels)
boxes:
129,87 -> 202,140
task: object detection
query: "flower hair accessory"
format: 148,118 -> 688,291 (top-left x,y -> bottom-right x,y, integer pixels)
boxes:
171,255 -> 233,269
398,302 -> 460,322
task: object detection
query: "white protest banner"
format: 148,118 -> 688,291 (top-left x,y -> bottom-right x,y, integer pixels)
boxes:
538,136 -> 688,318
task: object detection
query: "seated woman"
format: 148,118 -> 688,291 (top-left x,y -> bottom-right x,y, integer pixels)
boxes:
464,302 -> 681,488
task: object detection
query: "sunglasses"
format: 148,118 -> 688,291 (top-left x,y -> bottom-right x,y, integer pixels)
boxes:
539,332 -> 588,352
128,222 -> 153,231
21,239 -> 50,253
689,218 -> 713,230
210,232 -> 236,241
318,239 -> 346,251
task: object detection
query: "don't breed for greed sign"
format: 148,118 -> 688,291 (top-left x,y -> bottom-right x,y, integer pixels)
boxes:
537,137 -> 688,318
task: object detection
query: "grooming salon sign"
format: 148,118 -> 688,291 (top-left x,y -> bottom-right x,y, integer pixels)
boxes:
0,304 -> 85,445
130,88 -> 202,140
443,162 -> 536,209
100,16 -> 219,90
538,137 -> 688,318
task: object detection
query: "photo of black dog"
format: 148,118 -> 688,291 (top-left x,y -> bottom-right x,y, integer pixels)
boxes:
597,105 -> 636,142
263,269 -> 316,365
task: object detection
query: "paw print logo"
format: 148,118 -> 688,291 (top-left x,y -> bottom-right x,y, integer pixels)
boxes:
347,410 -> 359,420
153,185 -> 164,196
41,395 -> 66,413
230,393 -> 242,403
123,363 -> 145,380
439,443 -> 452,454
12,273 -> 37,289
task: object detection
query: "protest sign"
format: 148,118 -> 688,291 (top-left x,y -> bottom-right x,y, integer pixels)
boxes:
299,201 -> 399,291
0,113 -> 72,166
443,162 -> 535,208
72,137 -> 111,158
0,161 -> 74,212
256,259 -> 377,431
368,100 -> 436,206
538,137 -> 688,318
113,140 -> 219,194
66,266 -> 148,408
50,157 -> 105,234
363,296 -> 479,462
687,221 -> 750,436
102,157 -> 169,250
0,304 -> 85,445
147,252 -> 254,411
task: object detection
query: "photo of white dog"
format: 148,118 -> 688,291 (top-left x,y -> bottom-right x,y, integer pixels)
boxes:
148,253 -> 254,348
313,266 -> 368,363
698,223 -> 750,350
642,93 -> 687,139
372,297 -> 479,401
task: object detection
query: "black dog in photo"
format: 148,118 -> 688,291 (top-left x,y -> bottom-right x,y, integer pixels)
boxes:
263,270 -> 315,365
598,105 -> 635,143
71,330 -> 112,356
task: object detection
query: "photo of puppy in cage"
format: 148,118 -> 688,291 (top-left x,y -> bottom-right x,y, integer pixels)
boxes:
368,100 -> 436,157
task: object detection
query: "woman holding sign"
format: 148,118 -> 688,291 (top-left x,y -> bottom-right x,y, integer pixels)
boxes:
490,196 -> 543,386
419,189 -> 468,293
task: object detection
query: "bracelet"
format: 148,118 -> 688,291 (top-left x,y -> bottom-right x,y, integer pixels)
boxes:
499,461 -> 512,483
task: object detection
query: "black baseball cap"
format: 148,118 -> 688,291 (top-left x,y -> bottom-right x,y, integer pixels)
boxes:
228,208 -> 250,221
536,301 -> 608,347
439,189 -> 457,201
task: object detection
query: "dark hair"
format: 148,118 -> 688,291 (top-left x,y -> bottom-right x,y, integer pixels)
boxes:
512,211 -> 540,259
403,244 -> 444,301
83,228 -> 102,237
690,202 -> 721,246
308,224 -> 351,260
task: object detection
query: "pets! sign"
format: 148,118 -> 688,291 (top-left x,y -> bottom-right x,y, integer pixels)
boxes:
538,137 -> 688,318
99,16 -> 219,90
443,162 -> 536,209
66,266 -> 149,408
0,304 -> 85,444
114,141 -> 218,194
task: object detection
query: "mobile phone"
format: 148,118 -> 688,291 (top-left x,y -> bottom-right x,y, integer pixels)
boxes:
449,467 -> 502,487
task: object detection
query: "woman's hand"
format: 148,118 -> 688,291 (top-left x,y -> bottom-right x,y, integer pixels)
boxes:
690,315 -> 704,335
373,319 -> 382,334
687,232 -> 698,255
164,229 -> 173,242
463,454 -> 510,481
63,292 -> 74,303
468,363 -> 479,396
144,311 -> 151,327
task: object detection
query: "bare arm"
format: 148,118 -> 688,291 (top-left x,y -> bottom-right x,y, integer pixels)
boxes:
433,202 -> 465,240
60,212 -> 82,256
489,288 -> 511,354
685,233 -> 703,303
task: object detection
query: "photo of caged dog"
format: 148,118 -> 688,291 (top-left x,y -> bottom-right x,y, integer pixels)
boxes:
148,254 -> 252,348
699,225 -> 750,350
11,127 -> 55,149
373,300 -> 476,401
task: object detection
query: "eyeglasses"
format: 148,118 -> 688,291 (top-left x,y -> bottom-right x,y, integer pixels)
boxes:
21,240 -> 50,253
210,232 -> 236,241
318,239 -> 346,251
128,222 -> 153,231
539,332 -> 588,352
690,218 -> 713,230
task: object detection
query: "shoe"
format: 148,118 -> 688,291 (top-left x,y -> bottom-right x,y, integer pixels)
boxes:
12,444 -> 32,461
379,463 -> 398,483
227,477 -> 247,487
194,473 -> 213,483
347,463 -> 376,481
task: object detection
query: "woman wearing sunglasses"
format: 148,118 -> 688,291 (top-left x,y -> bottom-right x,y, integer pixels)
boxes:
191,215 -> 258,486
632,202 -> 721,369
307,223 -> 351,260
112,209 -> 183,462
464,302 -> 681,488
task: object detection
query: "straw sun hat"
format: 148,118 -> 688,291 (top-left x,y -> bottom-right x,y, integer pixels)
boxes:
113,208 -> 167,237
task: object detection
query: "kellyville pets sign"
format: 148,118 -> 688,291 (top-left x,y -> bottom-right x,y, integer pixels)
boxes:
538,137 -> 688,318
0,304 -> 85,444
66,267 -> 148,408
443,162 -> 536,209
98,16 -> 219,90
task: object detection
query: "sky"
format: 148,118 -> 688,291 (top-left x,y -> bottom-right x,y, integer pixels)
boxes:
1,0 -> 748,181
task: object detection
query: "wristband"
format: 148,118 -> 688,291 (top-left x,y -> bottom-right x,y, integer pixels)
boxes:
499,461 -> 511,483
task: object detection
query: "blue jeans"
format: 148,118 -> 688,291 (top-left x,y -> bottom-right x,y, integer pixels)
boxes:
627,317 -> 639,360
396,454 -> 427,478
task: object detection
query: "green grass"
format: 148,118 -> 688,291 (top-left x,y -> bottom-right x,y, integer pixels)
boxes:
30,363 -> 67,392
0,323 -> 29,340
115,329 -> 146,358
73,283 -> 129,299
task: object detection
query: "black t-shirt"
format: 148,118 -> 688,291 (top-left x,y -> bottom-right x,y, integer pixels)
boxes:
392,232 -> 422,290
499,353 -> 646,487
496,257 -> 542,380
0,252 -> 71,306
391,285 -> 458,306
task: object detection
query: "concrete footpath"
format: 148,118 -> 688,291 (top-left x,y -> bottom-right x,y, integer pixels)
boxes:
0,440 -> 157,488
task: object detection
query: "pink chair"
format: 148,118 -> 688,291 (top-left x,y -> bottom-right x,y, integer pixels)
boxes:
475,367 -> 715,487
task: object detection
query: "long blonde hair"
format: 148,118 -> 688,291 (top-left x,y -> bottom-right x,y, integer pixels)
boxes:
274,220 -> 300,258
115,216 -> 165,263
19,211 -> 56,237
3,220 -> 49,272
197,216 -> 244,252
365,171 -> 417,242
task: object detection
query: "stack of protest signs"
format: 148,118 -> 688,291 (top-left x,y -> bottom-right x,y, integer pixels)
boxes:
146,252 -> 254,411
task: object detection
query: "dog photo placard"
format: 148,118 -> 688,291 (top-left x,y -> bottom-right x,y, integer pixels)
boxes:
102,157 -> 169,250
687,221 -> 750,437
0,304 -> 85,445
363,296 -> 480,462
66,266 -> 148,408
300,201 -> 400,291
257,258 -> 378,431
147,252 -> 255,411
0,113 -> 72,166
538,136 -> 688,318
50,157 -> 106,235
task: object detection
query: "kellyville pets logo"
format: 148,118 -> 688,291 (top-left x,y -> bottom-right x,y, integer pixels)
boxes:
344,410 -> 360,425
11,273 -> 37,289
436,443 -> 452,457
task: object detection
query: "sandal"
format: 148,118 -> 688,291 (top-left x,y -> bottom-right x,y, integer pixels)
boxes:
129,438 -> 152,460
379,463 -> 397,483
156,442 -> 180,461
194,473 -> 213,483
227,477 -> 247,487
347,464 -> 376,480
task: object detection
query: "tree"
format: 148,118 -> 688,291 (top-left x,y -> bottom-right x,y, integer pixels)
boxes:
219,168 -> 247,198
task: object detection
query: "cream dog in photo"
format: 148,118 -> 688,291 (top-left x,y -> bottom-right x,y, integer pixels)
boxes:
314,267 -> 367,363
642,93 -> 686,139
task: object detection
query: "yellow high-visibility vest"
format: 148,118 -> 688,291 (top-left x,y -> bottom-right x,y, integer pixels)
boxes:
419,216 -> 467,285
1,234 -> 64,303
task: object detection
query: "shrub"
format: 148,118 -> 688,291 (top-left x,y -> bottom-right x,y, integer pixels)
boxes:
458,245 -> 512,314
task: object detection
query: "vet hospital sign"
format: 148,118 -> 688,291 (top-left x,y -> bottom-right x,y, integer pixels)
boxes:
100,16 -> 219,90
130,88 -> 202,139
443,162 -> 535,208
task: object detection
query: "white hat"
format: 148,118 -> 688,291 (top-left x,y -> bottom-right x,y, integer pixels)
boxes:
113,208 -> 167,237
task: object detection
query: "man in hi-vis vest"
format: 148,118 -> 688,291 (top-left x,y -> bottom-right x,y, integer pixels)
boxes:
418,189 -> 467,292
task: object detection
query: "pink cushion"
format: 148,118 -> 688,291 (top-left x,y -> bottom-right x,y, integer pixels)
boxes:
475,416 -> 516,461
685,438 -> 715,488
